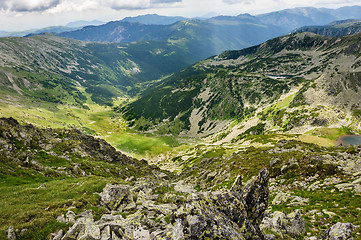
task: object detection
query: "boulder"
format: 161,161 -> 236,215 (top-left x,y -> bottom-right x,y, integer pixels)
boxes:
261,209 -> 306,237
243,168 -> 269,225
99,184 -> 135,211
52,230 -> 63,240
7,226 -> 16,240
317,222 -> 354,240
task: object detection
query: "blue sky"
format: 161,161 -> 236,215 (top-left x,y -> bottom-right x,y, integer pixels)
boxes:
1,0 -> 360,31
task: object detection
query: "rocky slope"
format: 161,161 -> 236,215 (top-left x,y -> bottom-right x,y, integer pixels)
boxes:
1,118 -> 360,239
0,117 -> 161,179
0,117 -> 170,238
295,19 -> 361,37
121,32 -> 361,137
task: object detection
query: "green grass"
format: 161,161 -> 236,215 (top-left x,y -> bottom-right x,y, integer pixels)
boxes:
306,127 -> 353,140
0,176 -> 113,240
109,132 -> 184,157
0,94 -> 192,160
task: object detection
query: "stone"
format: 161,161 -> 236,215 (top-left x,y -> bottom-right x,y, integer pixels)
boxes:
133,227 -> 150,240
60,168 -> 272,240
243,168 -> 269,225
77,224 -> 101,240
335,183 -> 354,192
264,234 -> 276,240
317,222 -> 354,240
99,183 -> 134,211
270,157 -> 280,167
272,191 -> 290,205
230,175 -> 242,193
57,214 -> 66,223
19,229 -> 27,236
62,223 -> 85,240
171,218 -> 184,240
52,230 -> 63,240
100,225 -> 111,240
285,210 -> 306,237
157,172 -> 170,180
37,183 -> 47,189
66,211 -> 76,223
7,226 -> 16,240
261,209 -> 306,237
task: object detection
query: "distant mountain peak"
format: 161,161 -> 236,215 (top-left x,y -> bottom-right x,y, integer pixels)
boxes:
66,20 -> 104,28
121,14 -> 187,25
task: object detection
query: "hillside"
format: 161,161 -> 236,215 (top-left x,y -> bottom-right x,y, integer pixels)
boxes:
121,32 -> 361,139
295,19 -> 361,37
0,34 -> 198,107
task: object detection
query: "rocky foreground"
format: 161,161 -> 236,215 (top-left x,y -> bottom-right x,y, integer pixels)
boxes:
0,117 -> 358,239
42,169 -> 353,240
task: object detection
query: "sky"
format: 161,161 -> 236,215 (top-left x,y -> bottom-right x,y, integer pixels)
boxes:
0,0 -> 360,31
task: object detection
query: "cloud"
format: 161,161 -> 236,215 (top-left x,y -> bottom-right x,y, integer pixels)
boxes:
0,0 -> 60,12
222,0 -> 255,4
0,0 -> 182,13
150,0 -> 182,3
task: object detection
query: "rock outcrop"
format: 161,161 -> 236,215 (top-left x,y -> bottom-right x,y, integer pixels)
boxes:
60,168 -> 270,239
0,117 -> 163,179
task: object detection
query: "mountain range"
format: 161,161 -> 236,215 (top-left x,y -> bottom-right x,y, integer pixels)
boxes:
56,6 -> 361,60
0,20 -> 104,38
294,19 -> 361,36
121,31 -> 361,138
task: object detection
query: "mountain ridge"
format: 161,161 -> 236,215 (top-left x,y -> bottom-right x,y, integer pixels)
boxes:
121,32 -> 361,138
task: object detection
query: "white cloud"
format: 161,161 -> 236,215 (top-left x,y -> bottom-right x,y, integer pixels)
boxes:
0,0 -> 182,13
222,0 -> 255,4
0,0 -> 60,12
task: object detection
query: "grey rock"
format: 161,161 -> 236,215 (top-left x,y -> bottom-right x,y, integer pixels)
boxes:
61,168 -> 272,240
318,222 -> 354,240
57,214 -> 66,223
62,223 -> 85,240
270,157 -> 280,167
133,227 -> 150,240
100,225 -> 111,240
66,210 -> 76,223
231,175 -> 242,193
264,234 -> 276,240
52,230 -> 64,240
243,168 -> 269,225
159,168 -> 269,239
19,229 -> 28,236
37,183 -> 47,189
99,184 -> 134,211
171,219 -> 184,240
261,209 -> 305,237
7,226 -> 16,240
